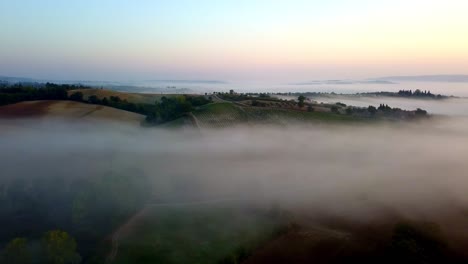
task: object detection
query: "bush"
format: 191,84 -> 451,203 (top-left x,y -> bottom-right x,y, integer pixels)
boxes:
336,102 -> 347,107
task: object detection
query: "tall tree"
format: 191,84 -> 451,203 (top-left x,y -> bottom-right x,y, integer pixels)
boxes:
297,95 -> 306,108
41,230 -> 81,264
1,238 -> 32,264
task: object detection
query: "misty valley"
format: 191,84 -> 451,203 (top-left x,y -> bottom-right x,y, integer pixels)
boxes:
3,0 -> 468,262
1,80 -> 468,264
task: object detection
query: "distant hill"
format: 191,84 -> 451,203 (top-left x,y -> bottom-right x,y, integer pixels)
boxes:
0,75 -> 218,93
377,75 -> 468,83
291,79 -> 395,85
0,75 -> 37,83
143,79 -> 226,84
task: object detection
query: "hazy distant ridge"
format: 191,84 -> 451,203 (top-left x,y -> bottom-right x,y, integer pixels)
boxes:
378,75 -> 468,83
291,79 -> 395,85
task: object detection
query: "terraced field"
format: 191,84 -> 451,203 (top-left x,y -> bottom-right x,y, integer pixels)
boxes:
193,103 -> 248,128
158,115 -> 194,129
244,107 -> 363,124
192,102 -> 364,128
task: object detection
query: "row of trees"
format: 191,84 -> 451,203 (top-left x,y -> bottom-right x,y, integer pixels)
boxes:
366,104 -> 427,117
0,83 -> 85,106
68,91 -> 158,116
397,89 -> 443,98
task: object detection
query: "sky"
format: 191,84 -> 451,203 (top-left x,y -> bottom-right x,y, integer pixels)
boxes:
1,0 -> 467,82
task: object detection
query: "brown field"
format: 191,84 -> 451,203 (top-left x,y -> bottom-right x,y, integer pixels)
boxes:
0,100 -> 145,124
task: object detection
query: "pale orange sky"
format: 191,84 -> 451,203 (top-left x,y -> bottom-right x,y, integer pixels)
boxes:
1,0 -> 467,81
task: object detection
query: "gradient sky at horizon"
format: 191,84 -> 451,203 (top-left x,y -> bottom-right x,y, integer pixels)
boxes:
1,0 -> 467,82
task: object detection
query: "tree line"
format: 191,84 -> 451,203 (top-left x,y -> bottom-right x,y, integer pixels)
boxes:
397,89 -> 445,99
0,83 -> 85,106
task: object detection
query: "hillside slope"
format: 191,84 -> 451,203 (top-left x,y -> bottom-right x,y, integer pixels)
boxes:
0,100 -> 145,125
191,102 -> 362,129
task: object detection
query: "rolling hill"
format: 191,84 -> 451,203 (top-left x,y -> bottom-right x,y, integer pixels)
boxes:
0,100 -> 145,125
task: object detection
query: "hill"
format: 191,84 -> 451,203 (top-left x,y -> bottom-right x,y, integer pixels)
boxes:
0,100 -> 145,125
190,101 -> 364,129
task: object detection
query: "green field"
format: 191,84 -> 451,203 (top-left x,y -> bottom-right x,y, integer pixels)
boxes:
114,203 -> 287,264
191,102 -> 365,128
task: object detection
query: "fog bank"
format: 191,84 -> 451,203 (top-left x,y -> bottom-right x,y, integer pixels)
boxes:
2,118 -> 468,223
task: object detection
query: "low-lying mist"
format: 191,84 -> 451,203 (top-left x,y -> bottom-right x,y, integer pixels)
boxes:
2,118 -> 468,219
313,96 -> 468,116
3,116 -> 468,261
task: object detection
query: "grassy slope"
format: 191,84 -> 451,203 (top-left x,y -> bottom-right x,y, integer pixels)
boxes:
114,204 -> 285,264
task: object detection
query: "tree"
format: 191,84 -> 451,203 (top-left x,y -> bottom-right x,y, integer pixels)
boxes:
1,238 -> 32,264
110,96 -> 121,103
346,107 -> 353,115
331,106 -> 339,113
41,230 -> 81,264
368,105 -> 377,115
88,95 -> 100,104
69,92 -> 83,102
298,95 -> 306,108
415,108 -> 427,116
